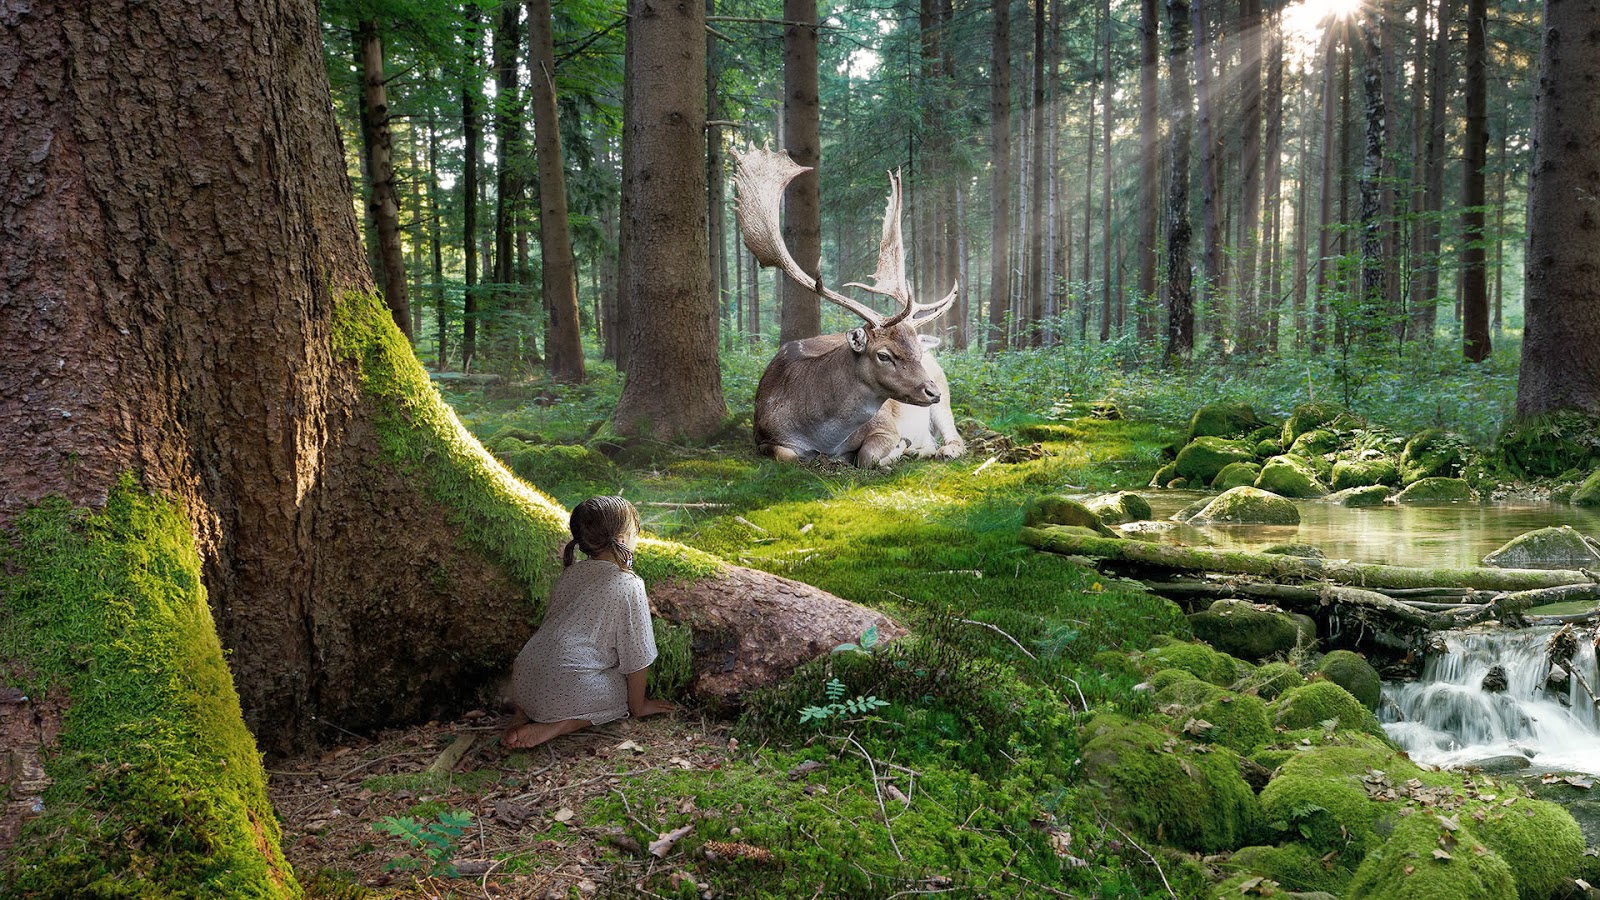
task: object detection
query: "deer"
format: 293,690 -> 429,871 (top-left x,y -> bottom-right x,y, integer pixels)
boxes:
733,145 -> 957,468
865,336 -> 967,467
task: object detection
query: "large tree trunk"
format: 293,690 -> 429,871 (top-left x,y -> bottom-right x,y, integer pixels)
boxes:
1414,0 -> 1450,345
613,0 -> 728,439
1518,0 -> 1600,417
358,21 -> 412,341
461,35 -> 482,372
1461,0 -> 1491,363
1099,0 -> 1115,343
1166,0 -> 1196,360
1358,5 -> 1387,341
1193,0 -> 1223,347
1030,0 -> 1048,346
779,0 -> 823,343
527,0 -> 586,383
1237,0 -> 1263,353
987,0 -> 1013,353
1138,0 -> 1161,342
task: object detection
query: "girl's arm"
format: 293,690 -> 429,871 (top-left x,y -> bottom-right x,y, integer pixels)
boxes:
626,668 -> 674,717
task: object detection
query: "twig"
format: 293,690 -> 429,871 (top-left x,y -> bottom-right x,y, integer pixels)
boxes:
508,767 -> 660,803
972,455 -> 999,476
955,618 -> 1037,660
1106,817 -> 1175,899
425,734 -> 476,775
639,501 -> 730,509
1059,673 -> 1089,712
837,735 -> 903,861
733,515 -> 769,535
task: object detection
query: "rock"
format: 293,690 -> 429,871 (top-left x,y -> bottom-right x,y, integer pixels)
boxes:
1326,484 -> 1391,507
1171,497 -> 1213,523
1482,525 -> 1600,569
1463,754 -> 1531,774
1400,428 -> 1469,484
1188,599 -> 1304,662
1255,438 -> 1283,458
1187,402 -> 1268,443
1144,641 -> 1250,686
1084,491 -> 1153,525
1330,457 -> 1399,491
1148,460 -> 1178,488
1481,664 -> 1509,693
1548,664 -> 1570,690
1272,680 -> 1383,733
1254,455 -> 1328,499
1316,650 -> 1382,710
1232,660 -> 1307,700
1023,496 -> 1118,535
1392,476 -> 1475,502
1222,844 -> 1344,897
1281,402 -> 1350,446
1345,812 -> 1516,900
1173,437 -> 1258,486
1289,428 -> 1341,458
1211,461 -> 1263,491
1261,543 -> 1326,559
1573,468 -> 1600,507
1191,486 -> 1301,525
1470,790 -> 1587,900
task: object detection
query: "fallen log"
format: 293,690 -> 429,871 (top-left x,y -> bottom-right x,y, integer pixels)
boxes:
1021,525 -> 1596,592
1142,577 -> 1452,631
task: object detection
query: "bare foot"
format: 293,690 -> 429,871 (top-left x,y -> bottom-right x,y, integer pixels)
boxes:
502,718 -> 592,749
632,699 -> 676,719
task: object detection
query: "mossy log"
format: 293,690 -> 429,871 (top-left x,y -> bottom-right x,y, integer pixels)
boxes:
1144,577 -> 1453,630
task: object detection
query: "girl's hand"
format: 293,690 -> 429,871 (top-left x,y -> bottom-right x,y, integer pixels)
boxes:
634,699 -> 676,718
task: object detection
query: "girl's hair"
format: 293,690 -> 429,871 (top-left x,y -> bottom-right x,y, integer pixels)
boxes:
562,496 -> 641,571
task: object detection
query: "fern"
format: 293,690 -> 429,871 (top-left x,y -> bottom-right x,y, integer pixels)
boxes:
373,809 -> 474,877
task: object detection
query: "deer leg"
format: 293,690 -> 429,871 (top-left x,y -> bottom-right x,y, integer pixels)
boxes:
854,406 -> 907,468
759,442 -> 803,463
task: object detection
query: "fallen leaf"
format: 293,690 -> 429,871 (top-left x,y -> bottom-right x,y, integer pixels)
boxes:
649,824 -> 695,858
553,807 -> 575,823
615,740 -> 645,753
670,756 -> 694,769
1432,849 -> 1452,861
787,760 -> 825,780
885,783 -> 910,806
1436,814 -> 1460,832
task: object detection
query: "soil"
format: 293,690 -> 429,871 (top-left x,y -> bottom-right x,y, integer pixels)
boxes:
268,709 -> 738,899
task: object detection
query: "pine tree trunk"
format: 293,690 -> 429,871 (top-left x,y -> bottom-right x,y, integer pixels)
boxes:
461,14 -> 482,372
1138,0 -> 1161,342
987,0 -> 1013,353
1166,0 -> 1196,360
527,0 -> 585,383
1462,0 -> 1491,362
1032,0 -> 1049,347
1193,0 -> 1223,347
1237,0 -> 1263,353
493,0 -> 524,313
1415,0 -> 1450,345
1263,7 -> 1285,352
1358,6 -> 1387,341
779,0 -> 822,343
428,109 -> 447,368
1313,22 -> 1342,352
1099,0 -> 1114,342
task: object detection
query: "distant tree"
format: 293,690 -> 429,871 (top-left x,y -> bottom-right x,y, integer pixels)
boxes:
357,19 -> 413,339
1029,0 -> 1047,346
780,0 -> 823,343
1192,0 -> 1222,343
1357,2 -> 1387,339
1137,0 -> 1160,341
527,0 -> 585,382
1237,0 -> 1263,352
462,7 -> 484,370
1518,0 -> 1600,417
987,0 -> 1013,353
1462,0 -> 1491,362
1165,0 -> 1195,360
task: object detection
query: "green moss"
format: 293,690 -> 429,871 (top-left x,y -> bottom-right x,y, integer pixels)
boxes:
1346,812 -> 1516,900
1233,661 -> 1307,700
1283,403 -> 1350,445
501,443 -> 619,499
1188,403 -> 1268,443
1258,744 -> 1423,860
1079,713 -> 1261,853
1022,495 -> 1117,534
1175,437 -> 1259,485
1400,429 -> 1470,485
1213,461 -> 1264,491
1392,477 -> 1475,503
1481,525 -> 1600,570
1493,411 -> 1600,480
1223,842 -> 1350,895
0,479 -> 298,898
1273,681 -> 1385,735
1256,455 -> 1330,499
1329,485 -> 1393,507
649,618 -> 696,701
1470,797 -> 1585,900
1153,673 -> 1229,708
1332,458 -> 1400,491
1150,460 -> 1180,488
1192,486 -> 1303,525
1084,491 -> 1154,525
1317,651 -> 1383,711
1190,599 -> 1303,662
1146,642 -> 1250,686
1193,693 -> 1274,754
1290,429 -> 1343,458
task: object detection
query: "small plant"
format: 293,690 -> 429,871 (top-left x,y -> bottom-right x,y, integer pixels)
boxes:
832,624 -> 881,655
798,677 -> 889,725
372,809 -> 473,877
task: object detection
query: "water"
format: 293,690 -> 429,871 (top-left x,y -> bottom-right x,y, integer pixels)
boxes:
1381,628 -> 1600,775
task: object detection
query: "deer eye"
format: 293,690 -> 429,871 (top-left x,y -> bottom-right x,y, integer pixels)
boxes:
876,350 -> 893,363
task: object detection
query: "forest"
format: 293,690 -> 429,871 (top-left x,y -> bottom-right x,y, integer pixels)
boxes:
4,0 -> 1600,898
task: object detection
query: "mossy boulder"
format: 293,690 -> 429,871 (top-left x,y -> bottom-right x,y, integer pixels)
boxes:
1153,671 -> 1229,708
1290,428 -> 1343,458
1150,666 -> 1214,694
1091,649 -> 1141,681
1481,525 -> 1600,570
1173,497 -> 1214,523
1400,429 -> 1469,484
1189,599 -> 1305,662
1316,650 -> 1382,711
1256,438 -> 1285,458
1223,843 -> 1349,896
1256,455 -> 1329,499
1259,743 -> 1425,861
1233,661 -> 1307,701
1470,797 -> 1585,900
1331,457 -> 1400,491
1328,485 -> 1392,507
1175,437 -> 1260,486
1273,681 -> 1384,735
1345,812 -> 1516,900
1079,713 -> 1262,853
1191,692 -> 1274,754
1146,641 -> 1251,687
1572,468 -> 1600,507
1213,462 -> 1264,491
1283,402 -> 1350,445
1392,477 -> 1475,503
1022,495 -> 1117,535
1084,491 -> 1154,525
1150,460 -> 1180,488
1189,402 -> 1270,443
1191,486 -> 1302,525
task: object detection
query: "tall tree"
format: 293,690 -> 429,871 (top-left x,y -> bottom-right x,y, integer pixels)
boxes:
1193,0 -> 1223,343
780,0 -> 822,343
1237,0 -> 1263,352
1313,19 -> 1342,352
527,0 -> 585,382
1030,0 -> 1048,346
987,0 -> 1013,353
1137,0 -> 1160,341
1517,0 -> 1600,416
1262,4 -> 1286,351
1099,0 -> 1114,342
613,0 -> 728,438
1461,0 -> 1491,362
1414,0 -> 1450,344
461,10 -> 483,371
357,20 -> 413,340
1357,3 -> 1387,339
1166,0 -> 1196,360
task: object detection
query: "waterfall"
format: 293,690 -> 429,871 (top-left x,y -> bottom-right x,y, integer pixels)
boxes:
1381,627 -> 1600,775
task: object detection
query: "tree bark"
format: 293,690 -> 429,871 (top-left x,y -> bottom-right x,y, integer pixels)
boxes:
1193,0 -> 1223,346
1237,0 -> 1264,353
1031,0 -> 1048,346
613,0 -> 728,440
527,0 -> 585,383
779,0 -> 822,343
1415,0 -> 1450,345
1461,0 -> 1491,362
1137,0 -> 1161,342
427,108 -> 447,368
461,19 -> 482,372
1099,0 -> 1115,343
1313,20 -> 1342,352
1263,6 -> 1285,351
1358,6 -> 1387,341
1166,0 -> 1196,360
1518,0 -> 1600,417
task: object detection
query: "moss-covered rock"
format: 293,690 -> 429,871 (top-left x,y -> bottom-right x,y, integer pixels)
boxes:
1316,650 -> 1382,711
1223,842 -> 1350,896
1084,490 -> 1154,525
1192,693 -> 1274,754
1470,797 -> 1585,900
1153,671 -> 1229,708
1213,462 -> 1264,491
1283,402 -> 1350,446
1189,402 -> 1270,443
1150,460 -> 1180,488
1146,642 -> 1251,687
1328,485 -> 1393,507
1189,599 -> 1304,662
1273,681 -> 1384,734
1150,666 -> 1212,693
1233,661 -> 1307,701
1290,428 -> 1343,458
1259,743 -> 1425,863
1173,497 -> 1214,523
1079,713 -> 1262,853
1175,437 -> 1260,486
1572,468 -> 1600,507
1392,477 -> 1475,503
1400,429 -> 1470,485
1022,495 -> 1118,535
1257,438 -> 1285,458
1331,457 -> 1400,491
1192,486 -> 1302,525
1345,812 -> 1516,900
1091,649 -> 1141,681
1481,525 -> 1600,570
1256,455 -> 1329,499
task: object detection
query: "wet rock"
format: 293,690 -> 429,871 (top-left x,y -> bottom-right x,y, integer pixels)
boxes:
1483,525 -> 1600,570
1330,456 -> 1399,491
1188,599 -> 1305,662
1187,402 -> 1268,443
1174,437 -> 1257,486
1254,455 -> 1328,499
1190,486 -> 1301,526
1399,429 -> 1469,484
1023,496 -> 1117,535
1481,665 -> 1509,693
1548,664 -> 1570,691
1326,484 -> 1391,507
1211,461 -> 1262,491
1573,467 -> 1600,507
1317,650 -> 1382,710
1462,754 -> 1532,775
1084,491 -> 1153,525
1391,476 -> 1475,503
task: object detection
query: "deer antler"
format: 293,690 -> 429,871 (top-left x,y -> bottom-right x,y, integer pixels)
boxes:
843,170 -> 958,329
732,145 -> 888,328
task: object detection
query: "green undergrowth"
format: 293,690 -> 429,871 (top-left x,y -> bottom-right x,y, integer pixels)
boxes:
0,477 -> 297,898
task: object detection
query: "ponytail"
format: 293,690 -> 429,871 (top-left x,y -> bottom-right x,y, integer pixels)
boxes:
561,539 -> 579,568
565,496 -> 642,572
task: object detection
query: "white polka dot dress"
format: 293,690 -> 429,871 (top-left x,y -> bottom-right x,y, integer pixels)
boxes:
510,559 -> 659,725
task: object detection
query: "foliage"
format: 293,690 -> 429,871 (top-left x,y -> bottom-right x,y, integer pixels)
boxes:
372,809 -> 474,877
797,677 -> 890,725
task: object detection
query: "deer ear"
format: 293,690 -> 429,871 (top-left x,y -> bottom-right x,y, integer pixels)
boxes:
847,327 -> 869,352
918,334 -> 942,351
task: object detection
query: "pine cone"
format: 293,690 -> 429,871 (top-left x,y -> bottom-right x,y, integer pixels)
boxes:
702,840 -> 773,863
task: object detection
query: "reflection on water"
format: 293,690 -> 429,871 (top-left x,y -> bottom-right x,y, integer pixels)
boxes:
1131,490 -> 1600,569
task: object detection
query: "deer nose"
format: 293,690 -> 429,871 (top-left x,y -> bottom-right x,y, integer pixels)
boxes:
921,384 -> 941,404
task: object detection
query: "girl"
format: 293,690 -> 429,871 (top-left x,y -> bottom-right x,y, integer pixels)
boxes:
504,496 -> 675,749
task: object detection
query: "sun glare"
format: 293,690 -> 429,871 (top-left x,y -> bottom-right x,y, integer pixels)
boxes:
1278,0 -> 1366,63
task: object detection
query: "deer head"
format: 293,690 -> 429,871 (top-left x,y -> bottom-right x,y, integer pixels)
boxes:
731,145 -> 957,353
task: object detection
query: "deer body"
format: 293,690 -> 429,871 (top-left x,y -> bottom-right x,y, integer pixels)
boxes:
734,146 -> 957,468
